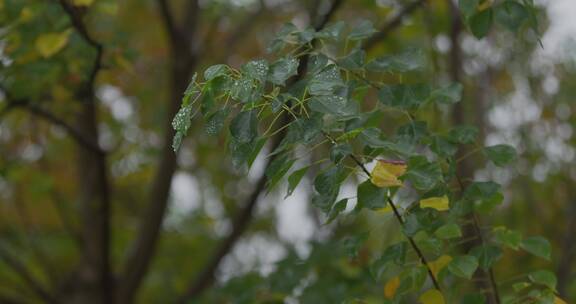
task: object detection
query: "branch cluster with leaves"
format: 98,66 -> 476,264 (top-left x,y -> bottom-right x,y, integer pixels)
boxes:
172,4 -> 562,303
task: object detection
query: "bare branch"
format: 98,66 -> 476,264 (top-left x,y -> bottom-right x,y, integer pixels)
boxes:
363,0 -> 427,50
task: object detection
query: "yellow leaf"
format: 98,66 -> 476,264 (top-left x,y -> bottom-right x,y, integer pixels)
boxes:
370,160 -> 406,188
554,297 -> 567,304
420,196 -> 449,211
384,276 -> 400,299
419,289 -> 445,304
72,0 -> 95,6
429,255 -> 452,279
375,205 -> 392,214
35,30 -> 71,58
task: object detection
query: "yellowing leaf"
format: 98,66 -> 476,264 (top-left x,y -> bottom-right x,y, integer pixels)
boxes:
420,195 -> 449,211
384,276 -> 400,299
429,255 -> 452,279
72,0 -> 95,6
419,289 -> 445,304
376,205 -> 392,214
19,7 -> 34,22
371,160 -> 406,188
35,30 -> 71,58
554,297 -> 567,304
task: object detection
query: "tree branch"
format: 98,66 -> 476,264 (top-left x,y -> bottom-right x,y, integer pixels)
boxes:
177,1 -> 345,302
0,245 -> 58,304
363,0 -> 427,50
56,2 -> 112,303
117,1 -> 200,303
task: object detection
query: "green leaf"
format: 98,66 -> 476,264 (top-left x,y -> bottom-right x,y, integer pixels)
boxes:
484,144 -> 516,167
316,21 -> 345,40
230,77 -> 254,103
434,223 -> 462,239
338,49 -> 366,71
229,137 -> 265,169
459,0 -> 479,17
398,266 -> 428,294
371,242 -> 408,279
448,255 -> 479,279
172,103 -> 195,151
230,110 -> 258,143
308,95 -> 358,117
307,54 -> 329,74
268,57 -> 299,85
494,1 -> 528,32
378,84 -> 431,110
463,181 -> 503,213
366,49 -> 426,73
430,136 -> 458,158
326,198 -> 348,224
357,180 -> 387,210
242,59 -> 269,82
204,64 -> 228,81
448,125 -> 479,144
265,156 -> 296,191
521,236 -> 551,260
460,293 -> 486,304
309,64 -> 344,95
470,245 -> 502,271
493,226 -> 522,250
204,109 -> 229,135
468,8 -> 493,38
528,270 -> 557,290
431,83 -> 463,104
286,167 -> 309,198
342,232 -> 369,258
349,20 -> 377,40
403,156 -> 443,191
330,143 -> 352,164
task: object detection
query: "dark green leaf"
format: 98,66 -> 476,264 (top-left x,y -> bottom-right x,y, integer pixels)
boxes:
286,166 -> 309,198
316,21 -> 345,40
398,266 -> 427,295
495,1 -> 528,32
484,144 -> 516,167
172,103 -> 195,151
403,156 -> 443,191
434,223 -> 462,239
204,64 -> 228,81
230,110 -> 258,143
371,242 -> 408,279
459,0 -> 479,17
378,84 -> 431,110
330,143 -> 352,164
431,136 -> 458,158
470,245 -> 503,271
448,255 -> 479,279
357,180 -> 387,210
242,59 -> 269,82
268,57 -> 299,85
448,125 -> 479,144
521,236 -> 551,260
338,49 -> 365,71
431,83 -> 463,104
326,198 -> 348,224
460,293 -> 486,304
468,8 -> 493,38
528,270 -> 557,290
265,155 -> 296,191
366,49 -> 426,73
349,20 -> 377,40
204,109 -> 229,135
463,181 -> 503,213
308,95 -> 358,117
309,65 -> 344,95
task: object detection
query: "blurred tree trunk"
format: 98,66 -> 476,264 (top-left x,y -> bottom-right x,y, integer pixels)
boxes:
447,1 -> 499,303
